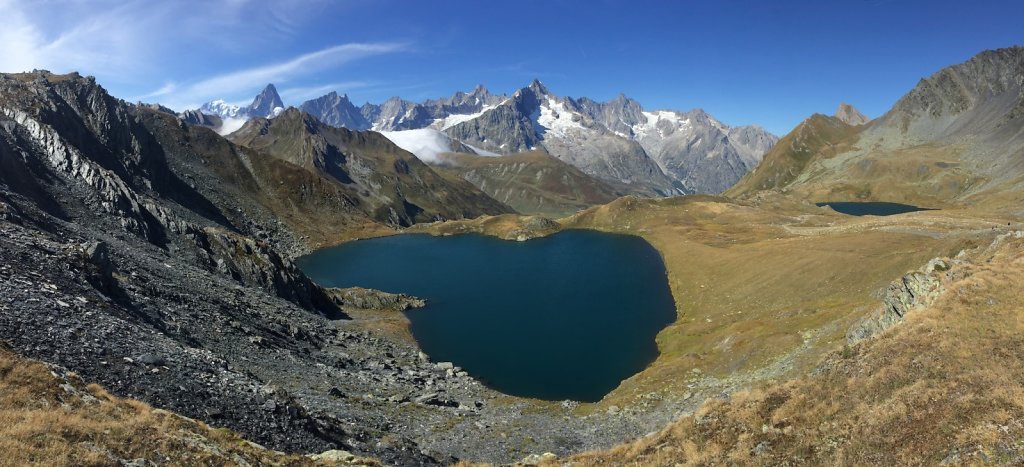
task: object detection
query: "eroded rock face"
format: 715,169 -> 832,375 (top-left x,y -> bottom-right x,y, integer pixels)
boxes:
847,258 -> 953,344
194,228 -> 344,318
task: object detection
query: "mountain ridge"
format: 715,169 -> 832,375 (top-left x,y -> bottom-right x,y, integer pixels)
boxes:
213,81 -> 779,196
729,45 -> 1024,210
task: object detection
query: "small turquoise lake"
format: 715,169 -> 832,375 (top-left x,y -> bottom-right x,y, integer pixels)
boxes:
296,230 -> 677,402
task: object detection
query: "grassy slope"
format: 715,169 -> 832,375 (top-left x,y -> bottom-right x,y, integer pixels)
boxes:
417,194 -> 1008,414
432,150 -> 622,217
0,343 -> 377,466
558,196 -> 1001,408
725,114 -> 861,197
561,231 -> 1024,466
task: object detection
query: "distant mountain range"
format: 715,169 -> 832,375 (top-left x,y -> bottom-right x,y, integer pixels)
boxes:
192,81 -> 779,196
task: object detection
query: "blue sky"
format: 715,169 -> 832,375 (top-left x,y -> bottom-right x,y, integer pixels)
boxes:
2,0 -> 1022,134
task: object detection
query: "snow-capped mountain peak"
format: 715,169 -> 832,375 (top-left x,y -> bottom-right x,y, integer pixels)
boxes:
249,84 -> 284,119
200,99 -> 245,118
295,79 -> 778,195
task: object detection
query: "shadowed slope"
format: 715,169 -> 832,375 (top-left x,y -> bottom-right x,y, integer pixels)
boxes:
432,150 -> 622,217
229,109 -> 513,227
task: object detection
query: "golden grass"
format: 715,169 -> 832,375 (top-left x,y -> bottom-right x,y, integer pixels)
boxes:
415,194 -> 1006,413
557,233 -> 1024,466
560,195 -> 1003,407
0,343 -> 378,466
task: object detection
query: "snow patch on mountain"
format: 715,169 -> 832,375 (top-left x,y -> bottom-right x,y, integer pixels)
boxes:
381,129 -> 460,162
201,99 -> 245,118
536,98 -> 586,138
634,110 -> 692,139
437,105 -> 498,130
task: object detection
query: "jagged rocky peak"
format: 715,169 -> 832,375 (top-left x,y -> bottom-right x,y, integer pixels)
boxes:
298,90 -> 370,130
249,83 -> 284,118
575,93 -> 646,135
835,102 -> 870,126
527,79 -> 550,96
448,84 -> 492,105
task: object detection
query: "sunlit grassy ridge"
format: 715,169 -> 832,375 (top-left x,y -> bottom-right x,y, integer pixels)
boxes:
558,231 -> 1024,465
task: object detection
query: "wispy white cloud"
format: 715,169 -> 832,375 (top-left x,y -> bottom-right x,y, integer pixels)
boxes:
278,81 -> 373,103
0,0 -> 170,76
153,42 -> 405,110
1,0 -> 392,110
136,82 -> 178,100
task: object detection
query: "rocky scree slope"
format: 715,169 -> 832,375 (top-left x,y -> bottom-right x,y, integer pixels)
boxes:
0,70 -> 517,464
0,341 -> 384,466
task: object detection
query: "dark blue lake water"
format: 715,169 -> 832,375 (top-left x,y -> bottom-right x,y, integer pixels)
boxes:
296,231 -> 676,402
816,201 -> 930,216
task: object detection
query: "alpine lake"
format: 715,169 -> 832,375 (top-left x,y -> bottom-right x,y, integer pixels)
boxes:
297,230 -> 676,402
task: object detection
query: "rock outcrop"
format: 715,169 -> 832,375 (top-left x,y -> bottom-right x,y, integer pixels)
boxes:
835,103 -> 870,126
846,258 -> 953,344
330,287 -> 426,311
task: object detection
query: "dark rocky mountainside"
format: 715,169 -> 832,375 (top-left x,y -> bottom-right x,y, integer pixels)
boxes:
228,108 -> 513,226
433,150 -> 623,217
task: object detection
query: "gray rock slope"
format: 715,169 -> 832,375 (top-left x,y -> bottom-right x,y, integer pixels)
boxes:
299,91 -> 371,130
444,81 -> 678,196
